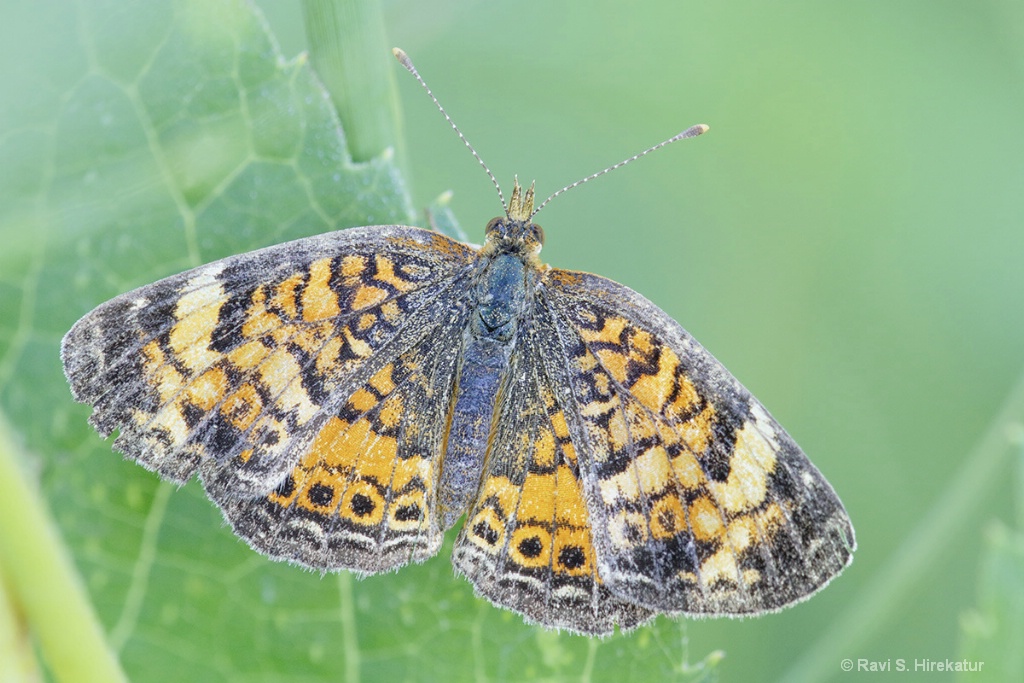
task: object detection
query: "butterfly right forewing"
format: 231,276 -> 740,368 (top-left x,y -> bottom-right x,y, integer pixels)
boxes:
539,267 -> 855,616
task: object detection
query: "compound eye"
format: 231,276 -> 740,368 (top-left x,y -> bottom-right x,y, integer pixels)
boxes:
485,217 -> 503,235
531,223 -> 545,246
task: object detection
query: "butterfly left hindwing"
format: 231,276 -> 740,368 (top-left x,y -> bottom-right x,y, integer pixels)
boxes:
219,308 -> 471,573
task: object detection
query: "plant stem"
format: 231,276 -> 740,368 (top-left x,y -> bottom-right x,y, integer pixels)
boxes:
0,566 -> 41,683
301,0 -> 408,177
0,415 -> 128,683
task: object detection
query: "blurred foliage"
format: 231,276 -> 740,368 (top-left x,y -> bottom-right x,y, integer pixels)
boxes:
1,0 -> 1023,681
957,521 -> 1024,683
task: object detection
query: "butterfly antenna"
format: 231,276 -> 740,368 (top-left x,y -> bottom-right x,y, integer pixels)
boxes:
530,124 -> 710,219
393,48 -> 507,215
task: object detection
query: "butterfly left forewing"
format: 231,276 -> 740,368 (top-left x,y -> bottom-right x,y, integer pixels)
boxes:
62,226 -> 477,499
540,268 -> 855,616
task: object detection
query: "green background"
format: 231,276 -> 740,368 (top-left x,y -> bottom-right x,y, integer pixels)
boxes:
2,0 -> 1023,681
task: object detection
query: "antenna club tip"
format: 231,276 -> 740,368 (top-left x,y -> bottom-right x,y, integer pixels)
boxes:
685,124 -> 710,137
392,47 -> 413,70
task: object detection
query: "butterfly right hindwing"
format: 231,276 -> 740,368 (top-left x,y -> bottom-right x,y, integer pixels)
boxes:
452,302 -> 656,634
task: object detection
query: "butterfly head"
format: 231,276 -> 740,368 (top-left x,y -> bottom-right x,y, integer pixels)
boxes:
480,178 -> 545,262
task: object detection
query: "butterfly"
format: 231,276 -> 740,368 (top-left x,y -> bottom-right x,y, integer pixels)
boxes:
61,50 -> 854,636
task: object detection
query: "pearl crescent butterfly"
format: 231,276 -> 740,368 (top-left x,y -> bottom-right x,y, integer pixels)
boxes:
61,49 -> 855,636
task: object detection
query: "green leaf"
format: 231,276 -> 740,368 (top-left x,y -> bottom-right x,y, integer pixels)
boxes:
0,1 -> 719,681
425,190 -> 469,243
